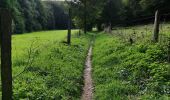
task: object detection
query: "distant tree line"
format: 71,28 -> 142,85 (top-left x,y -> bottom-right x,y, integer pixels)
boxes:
71,0 -> 170,31
1,0 -> 170,33
98,0 -> 170,26
0,0 -> 69,34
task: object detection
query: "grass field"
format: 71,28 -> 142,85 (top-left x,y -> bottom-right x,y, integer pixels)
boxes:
12,30 -> 77,80
12,30 -> 75,57
92,24 -> 170,99
112,24 -> 170,44
1,24 -> 170,99
1,30 -> 92,99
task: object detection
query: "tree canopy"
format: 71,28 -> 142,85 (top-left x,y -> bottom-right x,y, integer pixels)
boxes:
1,0 -> 70,34
1,0 -> 170,33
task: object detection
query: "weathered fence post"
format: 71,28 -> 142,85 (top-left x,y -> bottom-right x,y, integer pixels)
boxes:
168,38 -> 170,63
78,29 -> 81,36
0,8 -> 12,100
67,8 -> 71,45
153,10 -> 160,42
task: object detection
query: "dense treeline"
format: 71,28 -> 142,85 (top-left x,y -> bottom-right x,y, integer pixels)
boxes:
98,0 -> 170,28
70,0 -> 170,31
1,0 -> 170,33
99,0 -> 170,26
1,0 -> 69,34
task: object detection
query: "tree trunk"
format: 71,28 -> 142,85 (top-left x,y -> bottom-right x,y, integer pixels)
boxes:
108,22 -> 112,33
153,10 -> 160,43
97,23 -> 102,31
0,8 -> 13,100
84,0 -> 87,34
67,8 -> 71,45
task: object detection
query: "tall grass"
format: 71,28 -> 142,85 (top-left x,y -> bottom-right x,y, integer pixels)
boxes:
92,26 -> 170,100
1,30 -> 92,99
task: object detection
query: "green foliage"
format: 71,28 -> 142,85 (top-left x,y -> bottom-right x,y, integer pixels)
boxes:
45,1 -> 69,30
95,80 -> 137,100
1,30 -> 90,99
71,0 -> 105,30
96,0 -> 170,29
1,0 -> 70,34
2,0 -> 170,33
93,32 -> 170,99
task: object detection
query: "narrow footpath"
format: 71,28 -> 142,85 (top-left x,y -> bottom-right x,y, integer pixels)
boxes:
81,46 -> 93,100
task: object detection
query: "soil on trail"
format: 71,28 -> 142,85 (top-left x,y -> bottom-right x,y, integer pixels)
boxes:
81,46 -> 93,100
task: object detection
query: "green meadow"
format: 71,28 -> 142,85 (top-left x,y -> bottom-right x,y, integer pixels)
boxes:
1,30 -> 92,99
92,24 -> 170,99
0,25 -> 170,99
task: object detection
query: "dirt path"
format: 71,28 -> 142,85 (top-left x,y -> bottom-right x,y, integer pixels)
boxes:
81,46 -> 93,100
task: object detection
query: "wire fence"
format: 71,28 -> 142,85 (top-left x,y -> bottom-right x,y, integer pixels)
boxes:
106,17 -> 170,64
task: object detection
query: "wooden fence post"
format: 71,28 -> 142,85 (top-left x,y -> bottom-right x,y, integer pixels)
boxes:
67,8 -> 71,45
168,38 -> 170,63
0,8 -> 12,100
153,10 -> 160,42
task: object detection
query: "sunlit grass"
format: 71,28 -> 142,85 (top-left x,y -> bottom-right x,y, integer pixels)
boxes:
12,30 -> 78,58
93,24 -> 170,99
